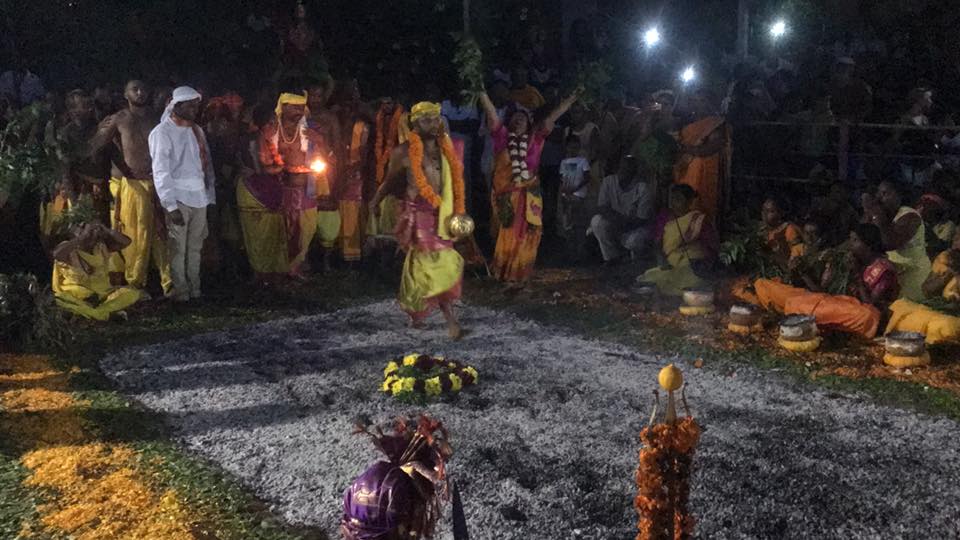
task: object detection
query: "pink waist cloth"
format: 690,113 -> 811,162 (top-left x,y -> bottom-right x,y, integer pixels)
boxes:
395,198 -> 453,253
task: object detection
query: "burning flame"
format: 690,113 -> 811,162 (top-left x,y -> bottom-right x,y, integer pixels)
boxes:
310,159 -> 327,173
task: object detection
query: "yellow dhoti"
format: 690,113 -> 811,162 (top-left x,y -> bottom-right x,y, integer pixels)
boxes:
339,201 -> 363,262
115,178 -> 172,293
316,209 -> 340,249
236,179 -> 288,274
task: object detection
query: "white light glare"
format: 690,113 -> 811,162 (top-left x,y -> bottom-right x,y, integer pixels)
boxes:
643,27 -> 661,47
680,66 -> 696,84
770,20 -> 787,38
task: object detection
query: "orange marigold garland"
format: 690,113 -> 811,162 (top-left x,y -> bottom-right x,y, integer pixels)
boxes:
374,106 -> 404,185
407,132 -> 465,213
635,365 -> 701,540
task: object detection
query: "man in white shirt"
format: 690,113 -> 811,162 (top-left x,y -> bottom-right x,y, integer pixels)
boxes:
588,155 -> 653,264
149,87 -> 215,302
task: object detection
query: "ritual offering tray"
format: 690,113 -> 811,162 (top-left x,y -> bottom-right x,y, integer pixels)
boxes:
679,288 -> 715,316
728,303 -> 762,334
883,331 -> 930,368
778,315 -> 821,351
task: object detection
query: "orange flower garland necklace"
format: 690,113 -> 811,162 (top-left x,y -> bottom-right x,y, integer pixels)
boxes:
374,107 -> 403,185
407,131 -> 465,214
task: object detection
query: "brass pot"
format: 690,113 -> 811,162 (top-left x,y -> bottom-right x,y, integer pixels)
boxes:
729,303 -> 760,327
779,315 -> 817,342
885,331 -> 926,357
447,214 -> 475,238
682,288 -> 715,308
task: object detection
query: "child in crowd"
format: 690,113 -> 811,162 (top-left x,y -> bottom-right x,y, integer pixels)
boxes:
556,134 -> 592,262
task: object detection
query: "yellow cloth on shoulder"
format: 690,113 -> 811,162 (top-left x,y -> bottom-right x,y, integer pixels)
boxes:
885,298 -> 960,344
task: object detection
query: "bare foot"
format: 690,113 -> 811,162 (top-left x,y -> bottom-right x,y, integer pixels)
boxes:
448,322 -> 466,341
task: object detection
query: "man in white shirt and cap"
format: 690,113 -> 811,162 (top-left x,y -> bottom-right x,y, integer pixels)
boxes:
149,86 -> 215,302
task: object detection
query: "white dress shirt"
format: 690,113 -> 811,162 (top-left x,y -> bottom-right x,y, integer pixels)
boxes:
149,118 -> 216,212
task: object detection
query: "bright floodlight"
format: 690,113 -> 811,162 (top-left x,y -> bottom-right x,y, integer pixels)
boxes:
680,66 -> 696,84
770,19 -> 787,38
643,27 -> 661,47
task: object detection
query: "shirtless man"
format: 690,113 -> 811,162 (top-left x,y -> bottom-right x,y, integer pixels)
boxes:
89,79 -> 172,295
58,90 -> 111,222
306,79 -> 344,269
370,102 -> 466,339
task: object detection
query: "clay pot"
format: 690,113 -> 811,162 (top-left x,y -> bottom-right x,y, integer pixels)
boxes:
729,303 -> 760,327
885,331 -> 926,357
682,288 -> 715,308
779,315 -> 817,342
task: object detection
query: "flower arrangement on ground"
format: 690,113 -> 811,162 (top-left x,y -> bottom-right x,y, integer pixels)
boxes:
381,353 -> 478,404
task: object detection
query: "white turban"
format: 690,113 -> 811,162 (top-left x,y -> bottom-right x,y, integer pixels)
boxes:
163,86 -> 202,120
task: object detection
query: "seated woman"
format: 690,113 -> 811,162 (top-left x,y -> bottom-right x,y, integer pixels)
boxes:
760,196 -> 805,273
730,196 -> 804,305
639,184 -> 717,296
862,181 -> 931,301
52,222 -> 143,321
886,228 -> 960,344
754,224 -> 898,339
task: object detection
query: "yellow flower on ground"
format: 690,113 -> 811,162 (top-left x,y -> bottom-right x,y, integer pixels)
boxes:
391,380 -> 405,395
464,366 -> 478,383
449,374 -> 462,392
403,354 -> 419,366
384,362 -> 399,377
401,377 -> 416,392
448,362 -> 456,368
425,377 -> 442,396
382,375 -> 398,392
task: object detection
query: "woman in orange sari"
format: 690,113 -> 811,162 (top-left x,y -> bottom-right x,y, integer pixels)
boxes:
479,89 -> 579,282
674,89 -> 729,225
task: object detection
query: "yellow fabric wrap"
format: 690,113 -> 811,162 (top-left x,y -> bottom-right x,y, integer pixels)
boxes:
409,102 -> 441,123
52,244 -> 142,321
236,180 -> 288,273
883,352 -> 931,368
316,209 -> 341,248
275,92 -> 308,117
40,192 -> 71,238
885,298 -> 960,345
778,336 -> 821,352
116,178 -> 172,293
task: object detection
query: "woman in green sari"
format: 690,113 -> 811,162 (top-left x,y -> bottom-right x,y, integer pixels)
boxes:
639,184 -> 718,295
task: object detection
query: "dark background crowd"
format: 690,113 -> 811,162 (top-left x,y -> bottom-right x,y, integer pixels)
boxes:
4,0 -> 960,282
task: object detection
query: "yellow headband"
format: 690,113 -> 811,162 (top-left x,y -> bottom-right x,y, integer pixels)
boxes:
276,92 -> 308,117
409,101 -> 441,123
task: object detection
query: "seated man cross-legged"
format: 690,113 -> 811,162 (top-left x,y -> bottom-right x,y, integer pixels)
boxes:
588,155 -> 654,264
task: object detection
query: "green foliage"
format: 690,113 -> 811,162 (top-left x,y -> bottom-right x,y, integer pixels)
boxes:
452,33 -> 485,104
0,273 -> 74,352
570,61 -> 613,107
718,223 -> 783,279
0,103 -> 64,210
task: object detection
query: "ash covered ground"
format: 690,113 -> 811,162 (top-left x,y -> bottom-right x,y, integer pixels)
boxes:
102,301 -> 960,539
